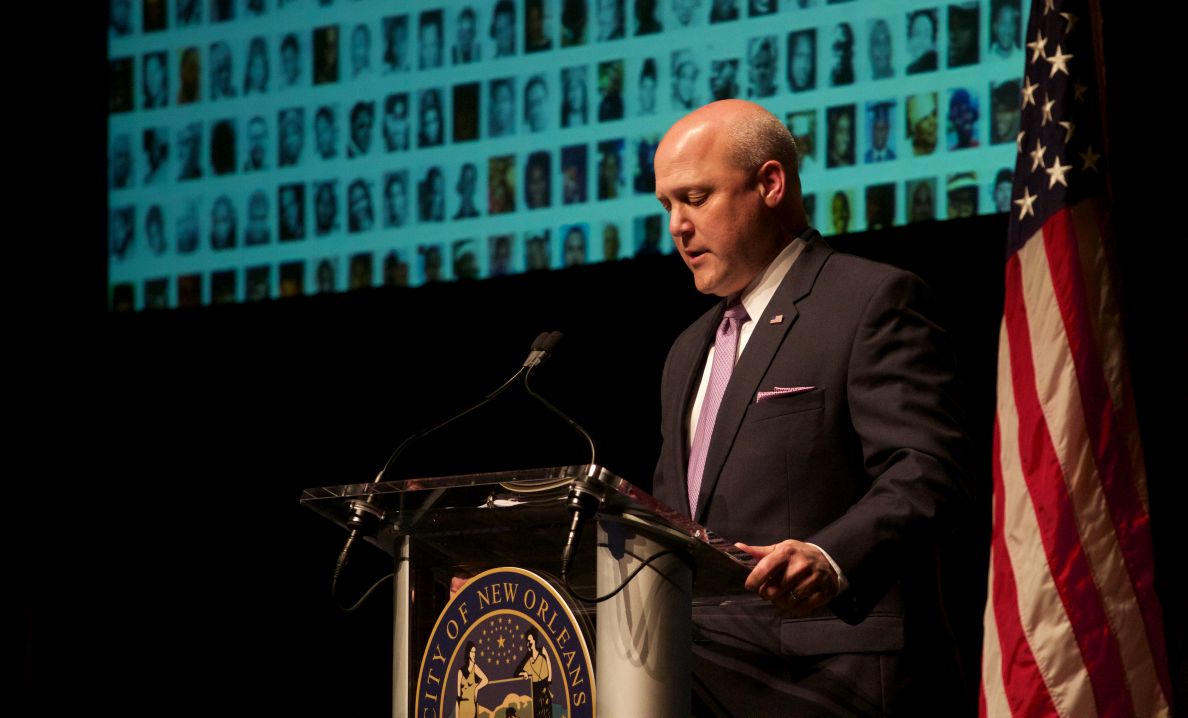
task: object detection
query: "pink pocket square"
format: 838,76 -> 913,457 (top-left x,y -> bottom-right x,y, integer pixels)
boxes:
756,386 -> 816,402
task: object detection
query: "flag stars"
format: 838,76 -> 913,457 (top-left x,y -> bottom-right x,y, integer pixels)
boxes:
1028,30 -> 1048,63
1017,130 -> 1027,154
1043,0 -> 1056,15
1015,186 -> 1038,220
1041,96 -> 1056,126
1060,12 -> 1078,34
1058,120 -> 1075,143
1021,77 -> 1039,108
1046,44 -> 1073,77
1030,138 -> 1047,172
1046,157 -> 1072,188
1079,145 -> 1101,172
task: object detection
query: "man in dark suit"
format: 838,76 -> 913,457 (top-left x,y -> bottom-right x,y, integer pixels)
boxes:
651,100 -> 971,715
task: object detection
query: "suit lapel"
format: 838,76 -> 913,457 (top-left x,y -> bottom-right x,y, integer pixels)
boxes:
693,235 -> 834,522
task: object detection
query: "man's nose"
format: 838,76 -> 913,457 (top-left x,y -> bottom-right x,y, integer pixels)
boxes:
669,207 -> 693,245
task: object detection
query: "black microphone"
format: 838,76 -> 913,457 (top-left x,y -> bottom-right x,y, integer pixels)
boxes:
561,468 -> 606,578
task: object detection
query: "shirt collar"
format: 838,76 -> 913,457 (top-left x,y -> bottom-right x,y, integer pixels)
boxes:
734,233 -> 808,323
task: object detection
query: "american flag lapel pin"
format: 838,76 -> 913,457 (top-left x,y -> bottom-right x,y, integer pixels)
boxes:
769,314 -> 784,325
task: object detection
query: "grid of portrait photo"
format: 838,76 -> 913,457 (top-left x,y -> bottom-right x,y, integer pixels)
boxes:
108,0 -> 1024,310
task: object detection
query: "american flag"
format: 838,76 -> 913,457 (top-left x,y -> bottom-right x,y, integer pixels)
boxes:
979,1 -> 1172,716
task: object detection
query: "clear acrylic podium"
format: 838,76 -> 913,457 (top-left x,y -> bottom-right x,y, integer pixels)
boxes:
301,464 -> 753,717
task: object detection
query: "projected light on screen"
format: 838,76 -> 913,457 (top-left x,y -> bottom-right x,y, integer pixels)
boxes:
107,0 -> 1023,310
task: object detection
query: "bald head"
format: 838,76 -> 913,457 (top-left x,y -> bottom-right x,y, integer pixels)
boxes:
660,99 -> 798,175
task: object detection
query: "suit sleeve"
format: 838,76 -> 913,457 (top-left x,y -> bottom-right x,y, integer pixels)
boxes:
806,269 -> 973,616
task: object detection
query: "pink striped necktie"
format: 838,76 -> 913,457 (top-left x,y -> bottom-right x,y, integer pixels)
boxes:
687,301 -> 749,516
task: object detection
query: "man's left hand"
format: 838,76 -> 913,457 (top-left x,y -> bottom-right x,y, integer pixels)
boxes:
737,540 -> 841,616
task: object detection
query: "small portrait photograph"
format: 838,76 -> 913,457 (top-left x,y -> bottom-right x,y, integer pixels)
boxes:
747,36 -> 778,98
561,65 -> 589,128
278,107 -> 305,167
110,58 -> 133,113
382,15 -> 411,73
948,2 -> 979,68
210,194 -> 237,251
990,80 -> 1020,144
382,249 -> 410,287
946,87 -> 980,150
597,139 -> 625,200
827,189 -> 854,235
348,100 -> 376,158
210,0 -> 235,23
110,133 -> 133,189
178,47 -> 201,103
211,270 -> 237,305
634,214 -> 665,256
489,77 -> 516,137
210,118 -> 237,176
452,6 -> 482,63
419,9 -> 445,69
347,178 -> 375,233
143,127 -> 170,184
278,183 -> 306,241
177,274 -> 202,308
526,0 -> 554,52
313,105 -> 339,160
710,58 -> 740,101
278,32 -> 305,89
600,222 -> 622,261
906,92 -> 939,156
176,199 -> 200,254
709,0 -> 740,24
349,23 -> 373,78
906,9 -> 939,74
524,230 -> 552,271
143,0 -> 167,32
786,29 -> 816,93
279,261 -> 305,298
865,183 -> 895,230
383,170 -> 411,227
749,0 -> 776,16
244,36 -> 270,95
635,0 -> 661,35
671,50 -> 700,110
561,0 -> 588,47
453,83 -> 480,142
670,0 -> 703,28
209,41 -> 236,100
144,278 -> 169,311
634,135 -> 659,193
827,24 -> 855,87
524,150 -> 552,209
946,172 -> 978,218
825,104 -> 856,169
144,204 -> 168,255
634,57 -> 659,115
561,143 -> 588,204
595,0 -> 625,41
524,74 -> 549,132
455,161 -> 483,219
419,166 -> 448,222
989,0 -> 1022,59
488,155 -> 517,214
864,101 -> 896,163
312,180 -> 340,237
560,223 -> 589,267
598,60 -> 625,121
313,25 -> 340,85
992,168 -> 1013,213
906,177 -> 937,222
176,0 -> 201,27
244,189 -> 271,245
245,265 -> 271,302
786,110 -> 818,173
243,115 -> 269,171
348,252 -> 374,290
142,51 -> 169,109
453,239 -> 481,281
245,0 -> 267,16
110,0 -> 133,36
418,88 -> 446,147
490,0 -> 517,57
867,18 -> 894,80
489,234 -> 514,277
315,258 -> 338,294
176,122 -> 203,180
383,93 -> 411,151
419,244 -> 445,284
110,206 -> 135,260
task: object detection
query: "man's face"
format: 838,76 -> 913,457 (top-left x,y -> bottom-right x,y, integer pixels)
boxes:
387,180 -> 407,222
420,22 -> 441,67
282,114 -> 303,160
994,6 -> 1019,49
493,11 -> 514,55
492,83 -> 514,133
316,186 -> 336,227
564,229 -> 585,266
832,113 -> 852,157
872,116 -> 889,150
675,63 -> 697,105
526,82 -> 547,130
350,184 -> 371,224
352,27 -> 370,71
790,35 -> 813,88
869,22 -> 891,72
909,14 -> 934,60
655,128 -> 778,296
248,119 -> 267,165
352,109 -> 373,149
597,0 -> 620,39
282,44 -> 299,83
672,0 -> 698,26
458,11 -> 475,46
639,74 -> 656,112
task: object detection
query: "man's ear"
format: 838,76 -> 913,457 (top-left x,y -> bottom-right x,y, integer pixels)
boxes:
756,160 -> 785,208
